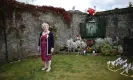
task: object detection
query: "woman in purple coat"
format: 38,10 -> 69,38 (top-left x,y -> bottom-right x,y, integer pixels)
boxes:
38,22 -> 54,72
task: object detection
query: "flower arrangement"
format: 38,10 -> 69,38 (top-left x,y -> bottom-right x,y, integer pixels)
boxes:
107,57 -> 133,77
92,37 -> 122,56
87,40 -> 94,47
100,43 -> 113,56
86,47 -> 92,53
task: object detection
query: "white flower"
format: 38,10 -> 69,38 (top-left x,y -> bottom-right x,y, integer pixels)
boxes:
131,66 -> 133,71
104,37 -> 113,45
125,68 -> 129,73
72,42 -> 77,51
128,63 -> 132,69
119,60 -> 123,65
118,45 -> 123,53
75,40 -> 81,47
111,61 -> 115,66
83,50 -> 86,53
122,59 -> 127,64
115,62 -> 119,66
95,38 -> 104,45
118,57 -> 121,61
80,41 -> 87,49
107,61 -> 111,65
122,63 -> 128,69
92,51 -> 95,54
66,38 -> 73,51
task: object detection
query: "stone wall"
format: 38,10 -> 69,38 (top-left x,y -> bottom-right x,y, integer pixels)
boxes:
70,10 -> 86,39
1,6 -> 133,63
71,8 -> 133,42
5,9 -> 74,62
0,10 -> 7,64
98,9 -> 133,41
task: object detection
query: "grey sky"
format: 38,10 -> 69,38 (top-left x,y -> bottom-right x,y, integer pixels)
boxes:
16,0 -> 133,12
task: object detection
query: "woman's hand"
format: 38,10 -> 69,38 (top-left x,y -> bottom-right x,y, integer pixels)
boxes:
38,46 -> 40,51
47,34 -> 49,38
51,48 -> 54,53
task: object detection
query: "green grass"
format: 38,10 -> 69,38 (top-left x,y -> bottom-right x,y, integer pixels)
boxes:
0,55 -> 132,80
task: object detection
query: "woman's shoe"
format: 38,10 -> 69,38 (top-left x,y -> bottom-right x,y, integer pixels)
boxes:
41,67 -> 47,71
46,67 -> 51,72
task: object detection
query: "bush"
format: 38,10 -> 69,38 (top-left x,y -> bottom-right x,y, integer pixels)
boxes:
92,37 -> 120,56
100,43 -> 112,56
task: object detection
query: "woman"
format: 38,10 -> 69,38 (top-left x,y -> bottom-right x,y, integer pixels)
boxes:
38,22 -> 54,72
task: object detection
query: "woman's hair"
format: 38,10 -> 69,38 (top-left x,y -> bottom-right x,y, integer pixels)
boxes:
42,22 -> 49,28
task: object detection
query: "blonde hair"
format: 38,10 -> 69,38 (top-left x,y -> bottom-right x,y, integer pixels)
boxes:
42,22 -> 49,29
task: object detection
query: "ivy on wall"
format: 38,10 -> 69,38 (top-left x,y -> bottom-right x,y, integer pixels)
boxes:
49,25 -> 58,40
5,0 -> 72,25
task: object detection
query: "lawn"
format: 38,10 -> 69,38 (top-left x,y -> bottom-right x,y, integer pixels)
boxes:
0,55 -> 132,80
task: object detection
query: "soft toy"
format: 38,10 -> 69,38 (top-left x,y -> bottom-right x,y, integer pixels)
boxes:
87,8 -> 96,16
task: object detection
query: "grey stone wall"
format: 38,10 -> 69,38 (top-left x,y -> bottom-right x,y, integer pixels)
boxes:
70,11 -> 86,39
0,27 -> 6,64
1,8 -> 133,63
71,9 -> 133,42
105,13 -> 133,41
0,11 -> 6,64
5,10 -> 74,61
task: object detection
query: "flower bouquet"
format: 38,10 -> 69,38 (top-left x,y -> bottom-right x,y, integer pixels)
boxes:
107,57 -> 133,77
120,63 -> 133,77
84,46 -> 93,56
107,57 -> 127,72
